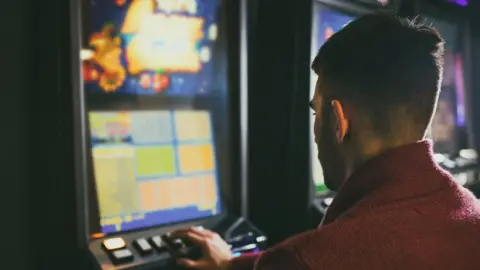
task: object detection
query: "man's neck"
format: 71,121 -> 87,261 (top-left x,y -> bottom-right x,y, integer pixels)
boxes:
323,140 -> 438,225
346,139 -> 420,181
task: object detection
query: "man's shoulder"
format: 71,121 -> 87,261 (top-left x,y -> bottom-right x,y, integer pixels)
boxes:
255,186 -> 480,269
255,225 -> 355,269
275,224 -> 348,252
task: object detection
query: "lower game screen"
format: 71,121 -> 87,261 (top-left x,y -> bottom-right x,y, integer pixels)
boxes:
311,6 -> 355,193
89,110 -> 222,234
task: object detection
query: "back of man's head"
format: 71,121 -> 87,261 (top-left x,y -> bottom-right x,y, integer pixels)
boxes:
312,12 -> 445,140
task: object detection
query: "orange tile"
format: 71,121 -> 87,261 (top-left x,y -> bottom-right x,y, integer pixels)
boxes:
139,181 -> 157,211
178,144 -> 215,173
202,174 -> 217,202
170,178 -> 182,207
176,178 -> 191,207
157,180 -> 173,209
187,177 -> 202,205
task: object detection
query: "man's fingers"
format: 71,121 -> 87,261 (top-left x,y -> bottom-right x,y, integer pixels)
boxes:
172,227 -> 214,238
174,231 -> 208,248
170,227 -> 219,250
171,228 -> 197,237
191,227 -> 216,237
177,259 -> 210,269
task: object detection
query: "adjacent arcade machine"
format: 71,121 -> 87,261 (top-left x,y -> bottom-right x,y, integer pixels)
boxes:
417,0 -> 479,190
308,0 -> 399,225
71,0 -> 266,269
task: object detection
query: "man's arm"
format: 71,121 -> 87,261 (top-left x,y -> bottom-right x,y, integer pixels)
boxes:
254,247 -> 304,270
228,247 -> 304,270
229,252 -> 262,270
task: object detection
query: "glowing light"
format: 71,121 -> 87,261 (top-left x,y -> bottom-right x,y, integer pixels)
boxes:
124,14 -> 204,74
325,27 -> 334,40
80,49 -> 95,61
448,0 -> 468,6
102,238 -> 126,251
455,55 -> 465,126
156,0 -> 198,14
199,46 -> 211,63
377,0 -> 389,6
208,24 -> 218,40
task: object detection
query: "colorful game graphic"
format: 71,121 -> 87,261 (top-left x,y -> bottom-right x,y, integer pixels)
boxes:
82,0 -> 219,95
89,110 -> 222,234
310,9 -> 355,193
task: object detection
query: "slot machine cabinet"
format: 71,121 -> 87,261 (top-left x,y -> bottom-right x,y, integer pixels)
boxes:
307,0 -> 401,227
70,0 -> 266,269
414,0 -> 478,190
2,1 -> 36,269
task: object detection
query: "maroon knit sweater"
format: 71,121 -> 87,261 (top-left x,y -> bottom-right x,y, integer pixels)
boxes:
230,140 -> 480,270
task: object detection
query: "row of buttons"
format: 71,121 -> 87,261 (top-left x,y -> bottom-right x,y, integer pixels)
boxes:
102,233 -> 191,265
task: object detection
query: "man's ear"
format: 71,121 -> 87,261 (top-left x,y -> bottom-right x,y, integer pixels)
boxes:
331,100 -> 349,143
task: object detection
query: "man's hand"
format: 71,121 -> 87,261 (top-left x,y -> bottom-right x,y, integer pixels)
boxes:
171,227 -> 233,270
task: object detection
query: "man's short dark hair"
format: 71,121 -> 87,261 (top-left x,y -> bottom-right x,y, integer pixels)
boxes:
312,12 -> 445,137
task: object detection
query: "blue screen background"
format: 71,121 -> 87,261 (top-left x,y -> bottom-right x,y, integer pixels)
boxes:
315,9 -> 355,51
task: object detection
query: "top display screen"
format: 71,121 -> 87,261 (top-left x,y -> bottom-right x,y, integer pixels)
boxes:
82,0 -> 220,95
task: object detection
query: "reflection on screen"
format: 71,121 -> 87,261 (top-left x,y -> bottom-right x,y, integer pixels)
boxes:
314,10 -> 354,49
82,0 -> 219,95
89,110 -> 221,234
310,7 -> 355,193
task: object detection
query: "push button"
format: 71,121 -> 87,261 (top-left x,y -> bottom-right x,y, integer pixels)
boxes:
110,248 -> 134,264
161,234 -> 197,258
162,233 -> 186,249
102,237 -> 126,251
172,238 -> 185,249
322,197 -> 333,207
133,238 -> 153,256
149,235 -> 166,252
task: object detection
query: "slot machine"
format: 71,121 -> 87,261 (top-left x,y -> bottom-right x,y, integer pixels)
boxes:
416,0 -> 478,190
70,0 -> 266,269
308,0 -> 400,226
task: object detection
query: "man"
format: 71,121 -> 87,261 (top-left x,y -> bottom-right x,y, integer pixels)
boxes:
173,13 -> 480,269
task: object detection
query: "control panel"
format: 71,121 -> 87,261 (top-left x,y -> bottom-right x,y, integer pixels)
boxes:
89,216 -> 267,269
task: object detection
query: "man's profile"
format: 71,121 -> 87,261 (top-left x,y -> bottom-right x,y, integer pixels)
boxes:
172,13 -> 480,270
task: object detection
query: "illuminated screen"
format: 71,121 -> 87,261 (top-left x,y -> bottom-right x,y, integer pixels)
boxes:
310,6 -> 355,193
426,17 -> 464,153
82,0 -> 219,95
448,0 -> 468,6
89,110 -> 222,234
